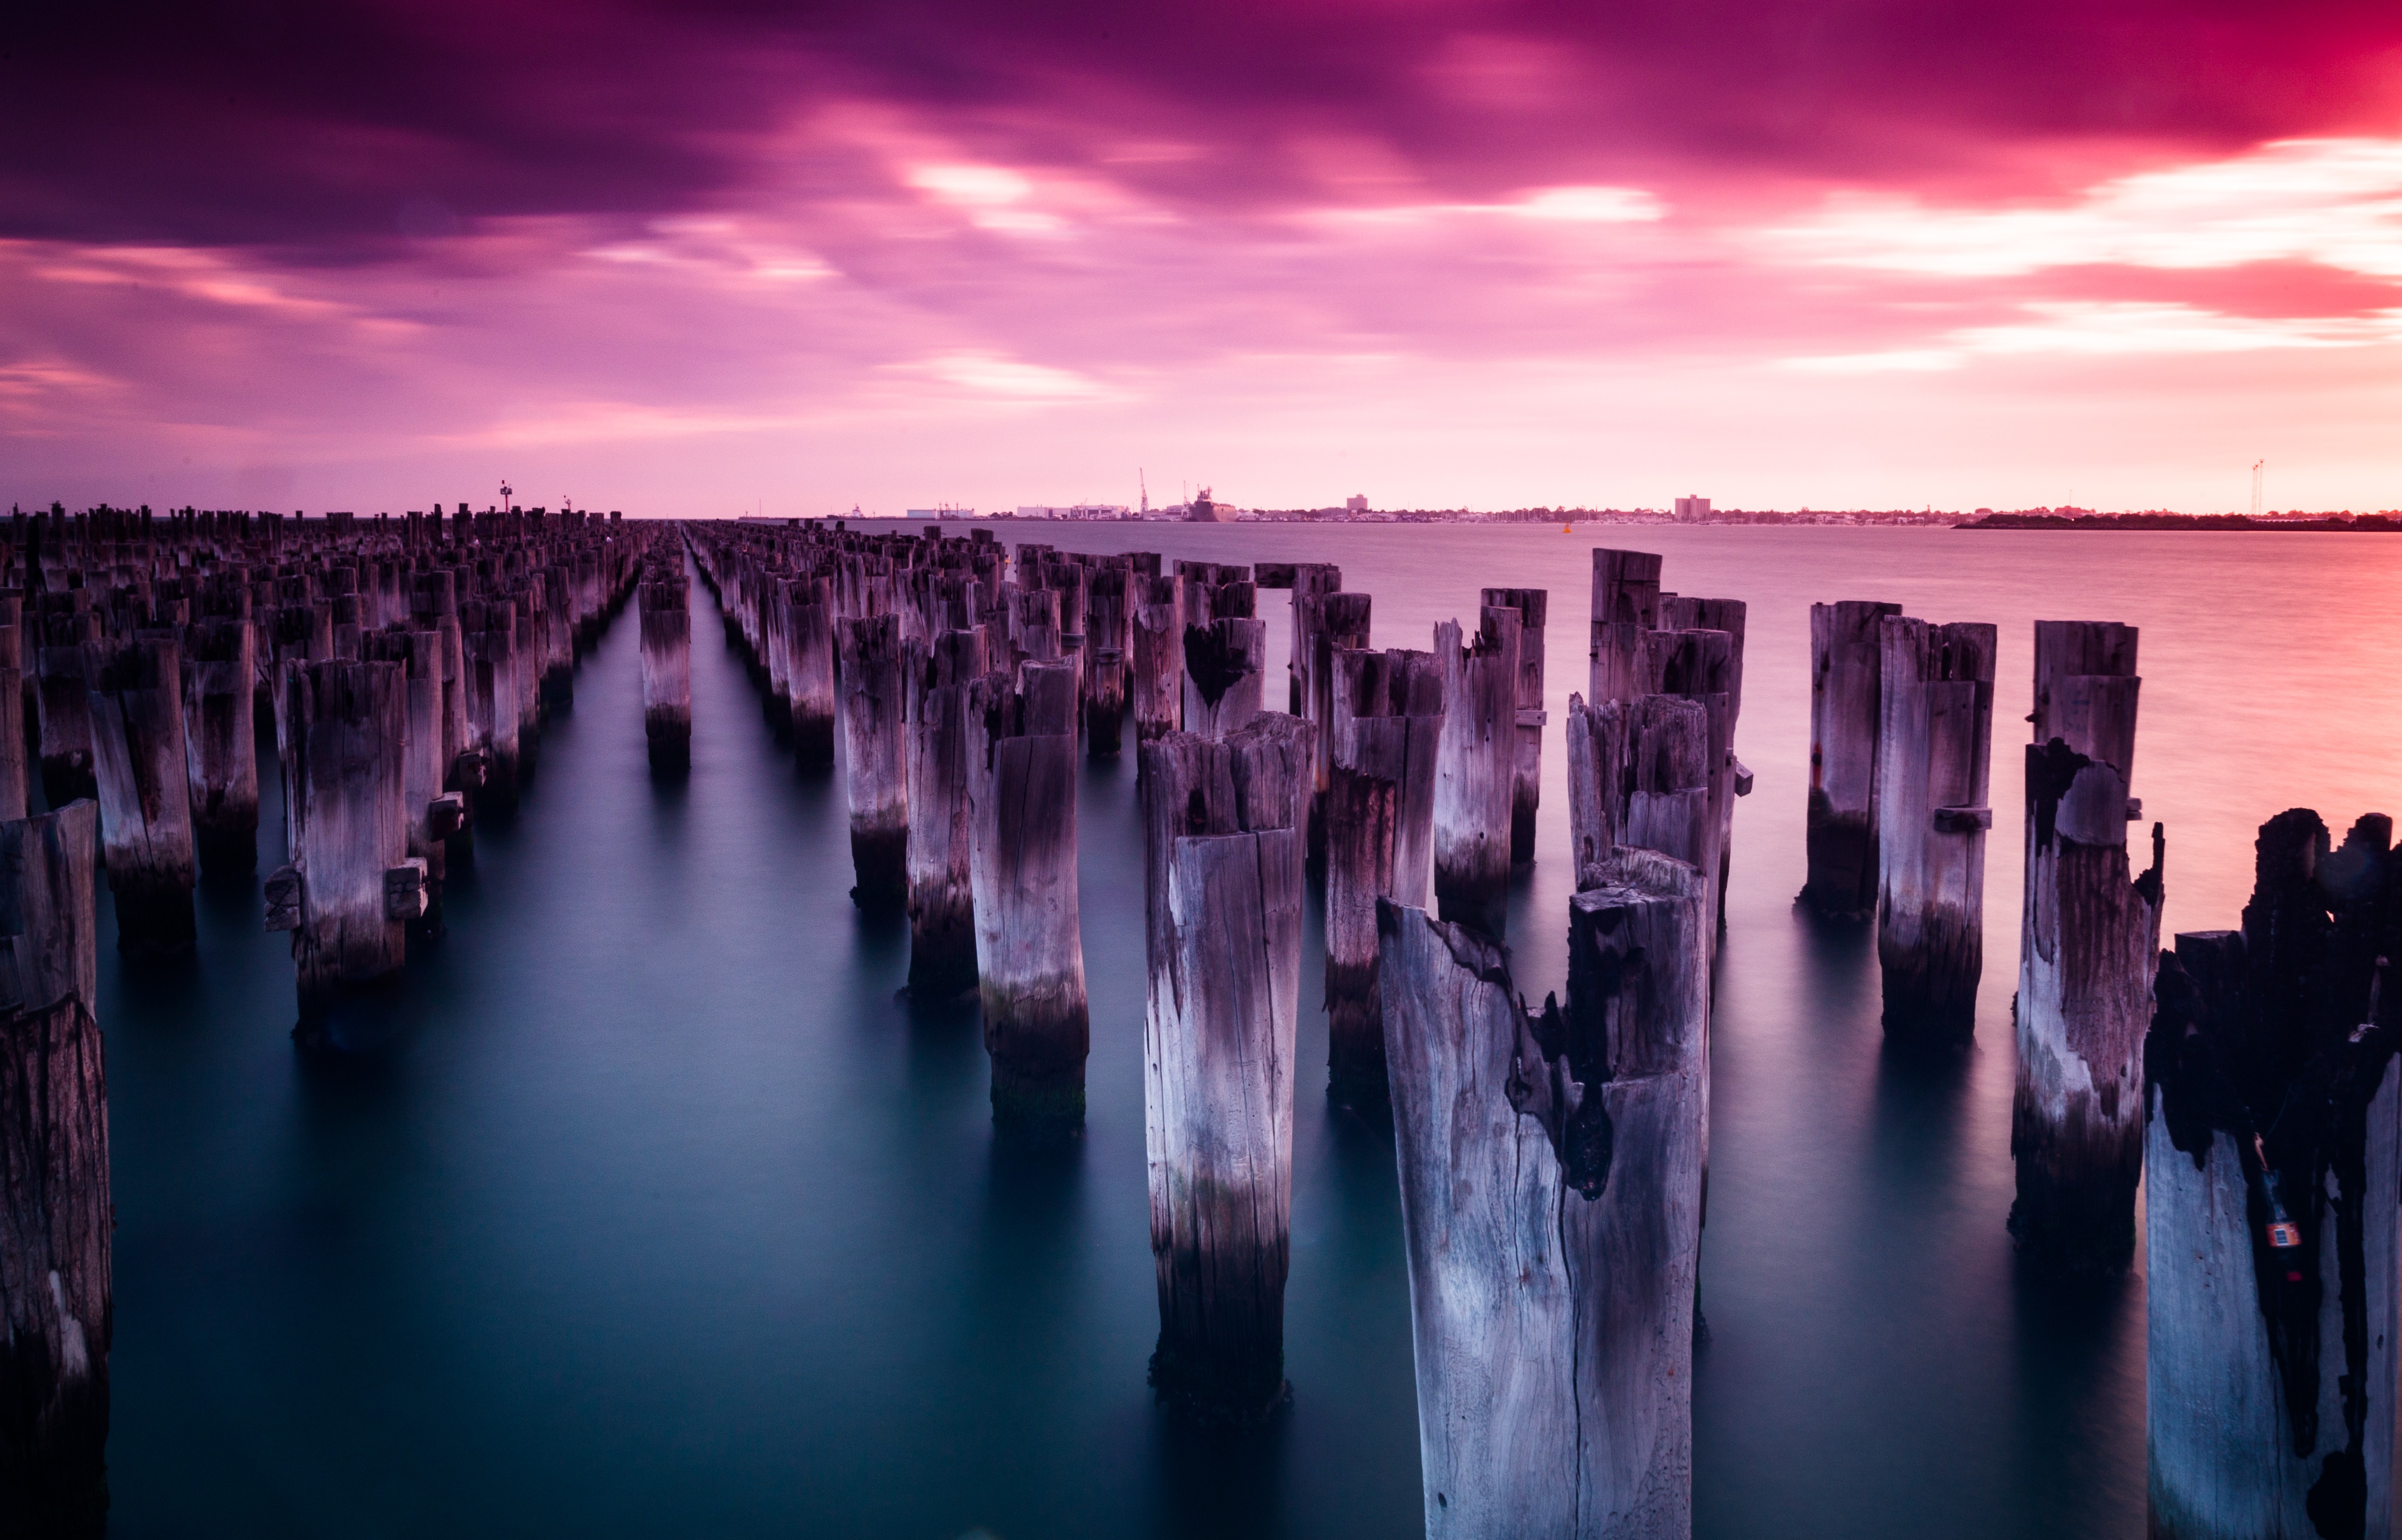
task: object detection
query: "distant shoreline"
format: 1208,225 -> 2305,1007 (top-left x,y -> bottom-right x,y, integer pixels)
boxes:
1957,513 -> 2402,532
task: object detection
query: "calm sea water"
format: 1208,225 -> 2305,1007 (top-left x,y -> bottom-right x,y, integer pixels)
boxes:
97,526 -> 2402,1538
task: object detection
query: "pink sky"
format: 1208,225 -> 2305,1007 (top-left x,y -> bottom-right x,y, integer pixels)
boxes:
6,1 -> 2400,516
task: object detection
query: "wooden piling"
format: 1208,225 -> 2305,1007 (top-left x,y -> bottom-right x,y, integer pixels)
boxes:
2011,620 -> 2161,1272
1433,610 -> 1519,937
1182,616 -> 1267,741
1480,588 -> 1548,864
969,661 -> 1088,1132
87,637 -> 197,956
1379,843 -> 1706,1538
270,660 -> 416,1035
1873,617 -> 1996,1042
787,578 -> 837,771
1324,646 -> 1443,1107
2144,813 -> 2399,1538
182,616 -> 258,875
33,642 -> 97,811
1141,713 -> 1313,1421
1801,601 -> 1901,917
905,629 -> 984,1002
1588,548 -> 1663,706
837,615 -> 910,910
1130,580 -> 1184,742
0,802 -> 108,1534
638,570 -> 692,772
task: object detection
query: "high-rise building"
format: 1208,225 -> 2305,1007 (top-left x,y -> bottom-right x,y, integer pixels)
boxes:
1345,494 -> 1369,512
1674,494 -> 1712,520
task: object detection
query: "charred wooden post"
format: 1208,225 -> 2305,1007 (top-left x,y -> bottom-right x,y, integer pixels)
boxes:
2144,813 -> 2401,1539
1801,600 -> 1901,917
1588,547 -> 1663,705
838,616 -> 910,910
1480,588 -> 1548,864
969,661 -> 1088,1133
1873,618 -> 1996,1042
905,629 -> 984,1002
182,616 -> 258,876
1379,844 -> 1706,1538
1324,647 -> 1443,1108
88,637 -> 197,956
1141,714 -> 1313,1421
1433,609 -> 1520,938
1182,615 -> 1267,741
1130,580 -> 1183,742
267,661 -> 416,1039
33,642 -> 97,811
638,570 -> 692,772
787,578 -> 837,771
0,802 -> 109,1533
2011,620 -> 2161,1272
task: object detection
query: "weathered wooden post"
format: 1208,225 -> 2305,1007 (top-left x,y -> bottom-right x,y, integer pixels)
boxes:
787,577 -> 837,772
1142,713 -> 1313,1421
638,570 -> 692,772
1480,588 -> 1547,863
1131,576 -> 1183,743
1379,843 -> 1706,1539
34,641 -> 97,811
2012,620 -> 2162,1272
1182,615 -> 1266,741
88,637 -> 197,956
1565,693 -> 1629,892
1324,647 -> 1443,1107
969,661 -> 1089,1134
905,629 -> 984,1003
1434,610 -> 1519,937
1801,600 -> 1900,917
182,615 -> 258,875
267,660 -> 419,1039
2144,812 -> 2398,1539
838,615 -> 910,910
1084,565 -> 1130,757
1588,548 -> 1663,705
1873,617 -> 1996,1042
462,599 -> 521,807
0,803 -> 109,1533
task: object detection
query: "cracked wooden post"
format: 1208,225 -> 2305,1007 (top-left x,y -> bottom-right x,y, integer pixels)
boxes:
1434,609 -> 1519,938
1801,600 -> 1900,917
1130,576 -> 1183,743
1141,713 -> 1312,1421
969,660 -> 1088,1135
1588,547 -> 1663,706
1873,617 -> 1996,1043
638,568 -> 692,772
1324,646 -> 1443,1108
1182,615 -> 1266,741
1480,587 -> 1548,864
2011,620 -> 2162,1272
905,629 -> 984,1003
838,615 -> 910,910
267,660 -> 418,1043
2144,813 -> 2398,1539
183,615 -> 258,876
88,636 -> 196,957
0,802 -> 108,1534
1379,843 -> 1705,1539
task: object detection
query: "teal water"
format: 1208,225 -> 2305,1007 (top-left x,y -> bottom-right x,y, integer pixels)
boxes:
97,526 -> 2402,1536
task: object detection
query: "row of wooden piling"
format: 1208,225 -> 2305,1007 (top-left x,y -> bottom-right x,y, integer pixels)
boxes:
0,503 -> 658,1528
689,522 -> 1746,1531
